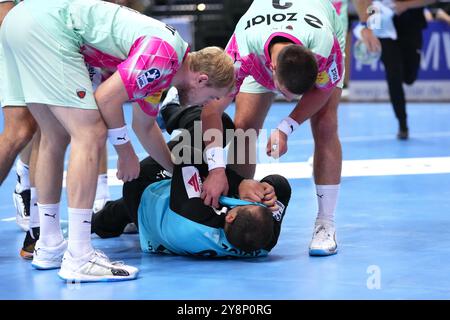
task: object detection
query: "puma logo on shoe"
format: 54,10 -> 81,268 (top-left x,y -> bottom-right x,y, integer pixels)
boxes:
44,213 -> 56,219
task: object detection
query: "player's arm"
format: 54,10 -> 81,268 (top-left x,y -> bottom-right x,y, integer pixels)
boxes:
352,0 -> 382,52
169,160 -> 225,227
132,104 -> 174,173
0,1 -> 15,27
353,0 -> 374,22
199,31 -> 245,208
266,86 -> 333,158
259,175 -> 292,251
200,96 -> 234,208
289,86 -> 334,125
95,71 -> 140,182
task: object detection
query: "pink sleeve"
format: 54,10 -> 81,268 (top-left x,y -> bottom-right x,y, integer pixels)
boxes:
117,36 -> 183,116
314,37 -> 344,91
135,90 -> 164,117
225,34 -> 248,97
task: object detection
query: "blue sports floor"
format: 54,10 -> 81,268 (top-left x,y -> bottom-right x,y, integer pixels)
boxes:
1,101 -> 450,300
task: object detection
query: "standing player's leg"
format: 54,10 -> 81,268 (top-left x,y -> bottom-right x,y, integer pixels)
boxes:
380,38 -> 408,139
398,30 -> 423,139
49,106 -> 138,281
0,107 -> 37,185
20,132 -> 42,259
229,91 -> 275,179
14,139 -> 33,207
12,137 -> 33,232
27,103 -> 70,269
308,87 -> 342,256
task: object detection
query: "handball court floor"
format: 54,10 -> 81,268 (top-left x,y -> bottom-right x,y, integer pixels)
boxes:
1,101 -> 450,300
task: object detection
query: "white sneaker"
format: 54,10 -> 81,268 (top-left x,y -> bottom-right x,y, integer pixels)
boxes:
58,250 -> 139,282
309,219 -> 338,256
31,240 -> 67,270
13,189 -> 30,232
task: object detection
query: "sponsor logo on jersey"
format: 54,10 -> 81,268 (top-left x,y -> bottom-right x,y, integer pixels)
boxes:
316,70 -> 330,87
76,88 -> 87,99
137,68 -> 161,89
304,14 -> 323,29
272,201 -> 285,221
182,166 -> 202,198
328,60 -> 340,84
144,90 -> 163,105
245,13 -> 298,30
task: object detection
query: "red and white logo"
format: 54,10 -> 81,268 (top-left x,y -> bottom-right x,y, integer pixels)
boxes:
182,166 -> 202,199
76,88 -> 87,99
188,173 -> 201,193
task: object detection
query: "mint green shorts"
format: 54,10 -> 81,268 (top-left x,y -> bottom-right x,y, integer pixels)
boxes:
0,2 -> 97,109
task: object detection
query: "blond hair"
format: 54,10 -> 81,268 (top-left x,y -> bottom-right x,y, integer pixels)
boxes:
189,47 -> 235,91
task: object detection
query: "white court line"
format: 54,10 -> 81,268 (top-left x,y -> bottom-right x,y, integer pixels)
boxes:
62,156 -> 450,186
4,157 -> 449,223
283,131 -> 450,146
255,156 -> 450,180
99,131 -> 450,162
1,217 -> 16,222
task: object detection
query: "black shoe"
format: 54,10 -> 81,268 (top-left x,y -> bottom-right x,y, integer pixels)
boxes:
397,129 -> 409,140
20,227 -> 40,260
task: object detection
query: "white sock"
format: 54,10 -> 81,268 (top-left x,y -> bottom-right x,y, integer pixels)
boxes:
95,174 -> 110,200
315,184 -> 340,223
38,203 -> 64,247
68,208 -> 94,257
29,187 -> 39,229
15,158 -> 30,192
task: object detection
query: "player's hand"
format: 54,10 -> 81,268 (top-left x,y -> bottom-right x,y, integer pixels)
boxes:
266,129 -> 288,159
201,168 -> 229,208
361,28 -> 382,53
116,144 -> 140,182
238,179 -> 265,202
261,182 -> 279,212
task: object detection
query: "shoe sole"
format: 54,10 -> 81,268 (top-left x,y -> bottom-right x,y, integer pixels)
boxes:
20,250 -> 33,260
58,269 -> 139,283
309,248 -> 338,256
31,261 -> 62,270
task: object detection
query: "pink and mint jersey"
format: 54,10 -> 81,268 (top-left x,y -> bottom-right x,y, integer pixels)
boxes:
330,0 -> 349,30
25,0 -> 189,116
226,0 -> 346,94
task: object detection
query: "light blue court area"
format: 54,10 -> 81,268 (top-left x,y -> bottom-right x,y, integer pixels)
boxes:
0,101 -> 450,299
